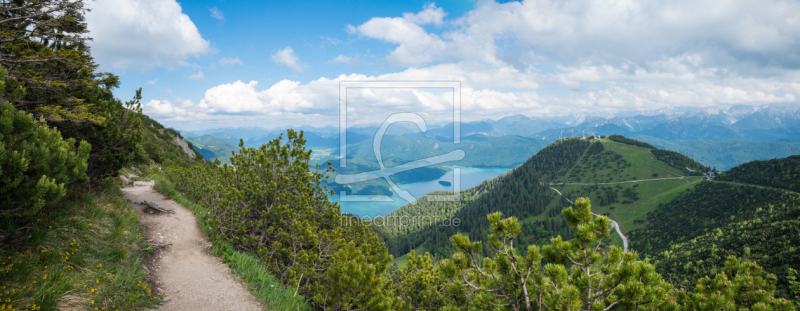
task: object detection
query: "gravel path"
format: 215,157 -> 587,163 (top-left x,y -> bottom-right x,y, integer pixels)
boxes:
123,180 -> 263,311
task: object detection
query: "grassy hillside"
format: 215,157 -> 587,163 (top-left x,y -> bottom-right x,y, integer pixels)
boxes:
557,139 -> 689,183
606,134 -> 710,174
0,181 -> 161,310
546,137 -> 706,245
377,137 -> 591,258
552,178 -> 701,235
139,114 -> 205,167
381,136 -> 709,261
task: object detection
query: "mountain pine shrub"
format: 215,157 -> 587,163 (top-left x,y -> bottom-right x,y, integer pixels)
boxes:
160,131 -> 797,310
685,256 -> 795,310
0,76 -> 91,242
163,130 -> 392,310
439,198 -> 678,310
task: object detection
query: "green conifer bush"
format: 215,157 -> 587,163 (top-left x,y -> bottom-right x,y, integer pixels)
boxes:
439,198 -> 677,310
0,68 -> 91,241
685,256 -> 795,310
160,132 -> 797,310
163,130 -> 392,310
0,100 -> 90,215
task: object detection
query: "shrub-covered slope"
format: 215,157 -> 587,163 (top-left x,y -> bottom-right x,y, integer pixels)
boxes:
383,136 -> 714,260
138,114 -> 204,167
716,155 -> 800,192
379,138 -> 592,258
630,181 -> 800,298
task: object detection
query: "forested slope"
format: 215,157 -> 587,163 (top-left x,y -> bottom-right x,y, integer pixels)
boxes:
380,135 -> 800,301
138,114 -> 204,167
630,182 -> 790,253
716,155 -> 800,192
379,137 -> 591,257
382,135 -> 716,259
630,181 -> 800,299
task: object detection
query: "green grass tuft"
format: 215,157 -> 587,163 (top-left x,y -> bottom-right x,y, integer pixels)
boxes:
0,181 -> 161,311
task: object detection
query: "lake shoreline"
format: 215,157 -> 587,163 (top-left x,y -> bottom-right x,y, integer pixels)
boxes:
330,166 -> 512,217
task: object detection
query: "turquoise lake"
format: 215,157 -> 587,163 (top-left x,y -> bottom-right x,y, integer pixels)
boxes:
330,167 -> 511,217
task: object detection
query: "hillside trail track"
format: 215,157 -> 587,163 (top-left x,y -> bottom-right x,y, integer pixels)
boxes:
549,176 -> 694,186
122,180 -> 263,311
548,187 -> 629,252
711,180 -> 800,195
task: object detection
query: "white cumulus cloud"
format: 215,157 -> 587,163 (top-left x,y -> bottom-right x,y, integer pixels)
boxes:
271,47 -> 305,71
403,3 -> 447,25
355,0 -> 800,69
209,7 -> 224,20
332,55 -> 354,64
145,0 -> 800,129
188,70 -> 205,80
86,0 -> 211,70
355,14 -> 448,66
199,81 -> 266,113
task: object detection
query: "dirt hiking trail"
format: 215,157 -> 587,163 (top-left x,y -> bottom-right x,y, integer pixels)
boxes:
122,180 -> 263,311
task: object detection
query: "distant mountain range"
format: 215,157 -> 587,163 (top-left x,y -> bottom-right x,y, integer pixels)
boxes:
483,105 -> 799,141
179,104 -> 800,168
181,104 -> 800,143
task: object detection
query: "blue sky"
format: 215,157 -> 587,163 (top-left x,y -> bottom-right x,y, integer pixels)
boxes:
106,1 -> 474,94
85,0 -> 800,130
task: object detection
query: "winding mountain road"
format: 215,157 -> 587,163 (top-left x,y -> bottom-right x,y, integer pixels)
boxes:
548,187 -> 629,252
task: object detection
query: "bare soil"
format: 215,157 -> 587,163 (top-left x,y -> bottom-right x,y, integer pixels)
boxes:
122,180 -> 263,311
